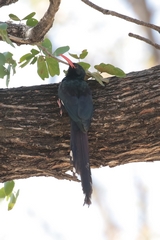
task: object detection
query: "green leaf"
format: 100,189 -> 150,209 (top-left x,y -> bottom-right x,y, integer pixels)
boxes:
19,50 -> 39,66
19,51 -> 37,67
3,52 -> 17,72
8,189 -> 19,210
4,181 -> 15,196
11,61 -> 17,75
53,46 -> 70,56
37,56 -> 49,80
6,64 -> 11,87
0,23 -> 8,30
0,29 -> 15,47
79,49 -> 88,59
19,59 -> 31,68
30,57 -> 37,65
69,53 -> 79,59
31,49 -> 40,56
3,52 -> 17,80
19,53 -> 33,63
8,193 -> 16,211
79,62 -> 90,71
8,202 -> 14,210
87,71 -> 104,86
69,49 -> 88,60
26,18 -> 38,27
16,189 -> 20,198
0,53 -> 6,65
9,14 -> 21,21
41,39 -> 52,53
3,52 -> 13,63
22,12 -> 36,20
0,187 -> 6,198
94,63 -> 126,77
0,65 -> 7,78
46,56 -> 60,76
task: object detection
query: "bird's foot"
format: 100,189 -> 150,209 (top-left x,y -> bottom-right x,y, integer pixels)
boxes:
57,98 -> 63,116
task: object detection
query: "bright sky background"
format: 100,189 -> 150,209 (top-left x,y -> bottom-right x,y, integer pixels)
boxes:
0,0 -> 160,240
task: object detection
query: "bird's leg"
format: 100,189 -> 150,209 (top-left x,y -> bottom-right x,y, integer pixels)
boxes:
57,98 -> 63,116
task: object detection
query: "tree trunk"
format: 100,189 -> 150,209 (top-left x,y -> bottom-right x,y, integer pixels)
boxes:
0,65 -> 160,182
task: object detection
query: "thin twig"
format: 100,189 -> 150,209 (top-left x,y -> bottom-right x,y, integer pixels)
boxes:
129,33 -> 160,50
37,43 -> 69,66
81,0 -> 160,33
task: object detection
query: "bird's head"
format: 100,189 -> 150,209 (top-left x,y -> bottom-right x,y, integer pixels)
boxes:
60,54 -> 85,80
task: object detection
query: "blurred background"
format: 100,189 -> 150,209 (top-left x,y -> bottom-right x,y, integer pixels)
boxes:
0,0 -> 160,239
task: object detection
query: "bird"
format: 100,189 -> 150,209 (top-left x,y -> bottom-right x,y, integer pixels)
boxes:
58,55 -> 93,205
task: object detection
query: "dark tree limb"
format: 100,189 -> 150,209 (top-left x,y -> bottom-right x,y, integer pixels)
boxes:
0,65 -> 160,182
0,0 -> 18,7
28,0 -> 61,42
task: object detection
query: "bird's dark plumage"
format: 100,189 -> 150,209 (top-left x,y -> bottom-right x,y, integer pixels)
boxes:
58,63 -> 93,205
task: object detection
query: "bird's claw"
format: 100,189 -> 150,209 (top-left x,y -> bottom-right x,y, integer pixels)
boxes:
57,98 -> 63,116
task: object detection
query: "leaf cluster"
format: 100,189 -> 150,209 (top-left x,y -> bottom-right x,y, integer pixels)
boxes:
0,11 -> 126,86
0,52 -> 16,87
69,49 -> 126,86
0,181 -> 19,210
9,12 -> 38,27
19,39 -> 70,80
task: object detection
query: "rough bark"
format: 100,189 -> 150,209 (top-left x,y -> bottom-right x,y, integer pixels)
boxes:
0,65 -> 160,182
0,0 -> 18,8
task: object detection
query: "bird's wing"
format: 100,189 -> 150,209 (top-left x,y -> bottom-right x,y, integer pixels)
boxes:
58,82 -> 93,132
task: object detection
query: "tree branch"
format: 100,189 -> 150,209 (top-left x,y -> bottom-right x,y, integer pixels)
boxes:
129,33 -> 160,50
27,0 -> 61,42
37,43 -> 68,66
0,0 -> 61,45
81,0 -> 160,32
0,65 -> 160,182
0,0 -> 18,7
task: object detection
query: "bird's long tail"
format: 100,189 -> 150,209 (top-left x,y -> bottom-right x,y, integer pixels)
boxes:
70,120 -> 92,206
